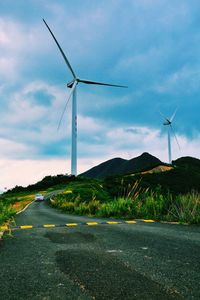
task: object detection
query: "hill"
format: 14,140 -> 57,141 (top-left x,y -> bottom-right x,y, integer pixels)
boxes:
104,156 -> 200,197
5,174 -> 76,194
80,152 -> 162,178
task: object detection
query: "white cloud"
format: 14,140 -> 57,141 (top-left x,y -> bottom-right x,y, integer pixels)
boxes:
0,157 -> 103,190
0,81 -> 69,143
0,137 -> 33,159
0,112 -> 199,189
0,17 -> 51,82
78,122 -> 200,164
0,57 -> 18,79
78,115 -> 102,134
153,67 -> 200,95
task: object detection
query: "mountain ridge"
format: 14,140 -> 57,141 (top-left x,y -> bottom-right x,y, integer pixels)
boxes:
80,152 -> 163,179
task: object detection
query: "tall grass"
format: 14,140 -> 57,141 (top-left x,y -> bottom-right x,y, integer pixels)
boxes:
51,179 -> 200,224
167,191 -> 200,223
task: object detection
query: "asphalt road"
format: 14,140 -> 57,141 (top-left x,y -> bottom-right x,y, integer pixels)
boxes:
0,198 -> 200,300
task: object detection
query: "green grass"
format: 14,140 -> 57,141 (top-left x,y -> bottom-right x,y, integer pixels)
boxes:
1,176 -> 199,225
0,201 -> 16,225
51,178 -> 200,224
50,178 -> 110,215
0,191 -> 41,225
167,191 -> 200,223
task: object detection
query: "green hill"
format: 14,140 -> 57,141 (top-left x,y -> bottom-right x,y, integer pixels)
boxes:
103,156 -> 200,197
81,152 -> 162,178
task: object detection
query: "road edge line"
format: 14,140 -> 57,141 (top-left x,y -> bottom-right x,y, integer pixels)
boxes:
0,199 -> 35,240
16,200 -> 35,215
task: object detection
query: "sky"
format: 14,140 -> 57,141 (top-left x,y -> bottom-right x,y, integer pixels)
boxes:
0,0 -> 200,189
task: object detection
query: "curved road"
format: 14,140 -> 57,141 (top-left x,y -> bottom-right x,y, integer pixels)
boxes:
0,198 -> 200,299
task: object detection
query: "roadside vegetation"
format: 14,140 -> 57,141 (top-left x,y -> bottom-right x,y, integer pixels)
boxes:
0,192 -> 42,225
1,168 -> 200,226
50,178 -> 200,224
0,200 -> 16,225
0,174 -> 76,225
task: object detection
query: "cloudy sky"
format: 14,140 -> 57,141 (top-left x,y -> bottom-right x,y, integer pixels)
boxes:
0,0 -> 200,189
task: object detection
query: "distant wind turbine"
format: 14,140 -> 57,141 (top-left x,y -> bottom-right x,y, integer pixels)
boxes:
160,108 -> 180,164
43,19 -> 127,176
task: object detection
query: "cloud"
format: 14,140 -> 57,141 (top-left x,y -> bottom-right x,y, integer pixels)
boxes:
153,67 -> 200,95
0,1 -> 199,189
0,157 -> 107,189
1,124 -> 199,190
0,137 -> 33,159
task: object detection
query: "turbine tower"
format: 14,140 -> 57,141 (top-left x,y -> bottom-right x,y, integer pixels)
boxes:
43,19 -> 127,176
161,108 -> 180,164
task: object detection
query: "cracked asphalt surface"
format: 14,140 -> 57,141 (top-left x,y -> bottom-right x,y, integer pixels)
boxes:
0,198 -> 200,299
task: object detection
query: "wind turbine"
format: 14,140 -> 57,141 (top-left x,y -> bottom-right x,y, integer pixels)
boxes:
160,108 -> 180,164
43,19 -> 127,176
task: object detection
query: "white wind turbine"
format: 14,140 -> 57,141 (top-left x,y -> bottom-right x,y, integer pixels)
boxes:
160,108 -> 180,164
43,19 -> 127,176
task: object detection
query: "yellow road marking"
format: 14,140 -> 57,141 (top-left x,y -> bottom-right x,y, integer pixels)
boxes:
143,219 -> 155,223
106,221 -> 120,225
20,225 -> 33,229
2,218 -> 159,232
0,226 -> 9,230
86,222 -> 98,226
43,224 -> 56,228
125,220 -> 137,224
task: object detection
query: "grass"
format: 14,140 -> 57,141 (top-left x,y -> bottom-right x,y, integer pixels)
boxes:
51,179 -> 200,224
0,201 -> 16,225
1,176 -> 199,225
50,178 -> 110,216
167,191 -> 200,223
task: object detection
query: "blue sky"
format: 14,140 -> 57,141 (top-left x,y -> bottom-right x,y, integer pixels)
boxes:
0,0 -> 200,188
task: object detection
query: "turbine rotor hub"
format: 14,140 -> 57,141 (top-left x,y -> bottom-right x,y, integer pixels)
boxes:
67,79 -> 79,88
67,80 -> 74,88
163,119 -> 171,126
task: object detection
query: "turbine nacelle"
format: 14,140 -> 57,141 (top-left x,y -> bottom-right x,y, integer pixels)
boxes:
67,79 -> 78,88
163,119 -> 171,126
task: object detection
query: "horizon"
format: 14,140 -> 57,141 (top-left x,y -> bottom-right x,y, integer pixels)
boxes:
0,1 -> 200,189
2,151 -> 199,191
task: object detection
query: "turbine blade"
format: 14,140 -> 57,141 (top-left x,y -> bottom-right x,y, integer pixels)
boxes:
43,19 -> 76,79
57,81 -> 77,131
170,124 -> 181,150
158,109 -> 168,122
78,79 -> 127,88
158,109 -> 165,118
170,107 -> 178,123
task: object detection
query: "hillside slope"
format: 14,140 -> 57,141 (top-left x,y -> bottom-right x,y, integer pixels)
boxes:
81,152 -> 162,178
104,156 -> 200,196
